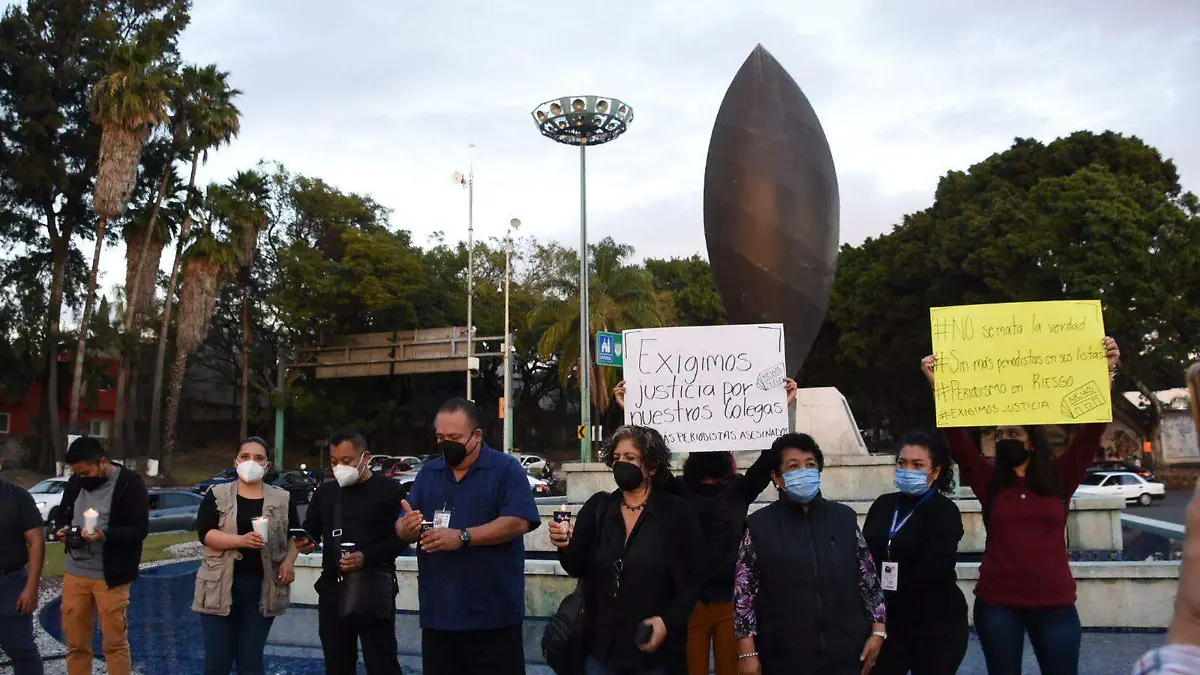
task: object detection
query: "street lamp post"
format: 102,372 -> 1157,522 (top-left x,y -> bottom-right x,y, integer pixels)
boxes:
530,96 -> 633,461
453,147 -> 476,400
503,218 -> 520,454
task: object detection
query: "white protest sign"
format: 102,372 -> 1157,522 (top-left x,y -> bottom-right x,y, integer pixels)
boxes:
622,324 -> 790,452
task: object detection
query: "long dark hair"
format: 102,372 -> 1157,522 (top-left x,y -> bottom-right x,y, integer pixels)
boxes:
895,430 -> 956,495
987,425 -> 1061,500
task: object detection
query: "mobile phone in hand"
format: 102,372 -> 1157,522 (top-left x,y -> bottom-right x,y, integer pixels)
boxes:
634,623 -> 653,647
288,528 -> 310,541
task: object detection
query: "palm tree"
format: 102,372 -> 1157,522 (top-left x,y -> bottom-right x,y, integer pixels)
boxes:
532,237 -> 664,413
162,190 -> 241,472
148,64 -> 241,461
69,43 -> 172,432
112,167 -> 182,457
224,170 -> 270,439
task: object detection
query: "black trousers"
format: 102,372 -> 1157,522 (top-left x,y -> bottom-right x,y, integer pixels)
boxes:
317,591 -> 403,675
872,617 -> 968,675
422,624 -> 525,675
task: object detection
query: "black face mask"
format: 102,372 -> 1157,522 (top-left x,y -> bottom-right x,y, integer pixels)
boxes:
439,436 -> 477,469
695,478 -> 731,497
612,461 -> 645,492
995,439 -> 1031,468
78,473 -> 106,491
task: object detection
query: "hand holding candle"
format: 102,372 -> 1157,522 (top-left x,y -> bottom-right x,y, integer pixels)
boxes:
252,516 -> 269,543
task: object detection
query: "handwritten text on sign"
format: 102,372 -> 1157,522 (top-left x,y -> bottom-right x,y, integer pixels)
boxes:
622,324 -> 790,452
930,300 -> 1112,428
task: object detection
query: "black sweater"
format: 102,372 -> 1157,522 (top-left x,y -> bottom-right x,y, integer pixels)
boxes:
559,488 -> 704,672
664,451 -> 774,602
54,463 -> 150,588
302,474 -> 408,583
862,491 -> 967,626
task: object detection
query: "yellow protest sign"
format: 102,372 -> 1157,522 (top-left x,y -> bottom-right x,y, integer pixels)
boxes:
930,300 -> 1112,428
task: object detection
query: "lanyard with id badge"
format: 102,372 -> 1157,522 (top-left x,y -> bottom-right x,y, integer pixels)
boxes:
882,490 -> 934,592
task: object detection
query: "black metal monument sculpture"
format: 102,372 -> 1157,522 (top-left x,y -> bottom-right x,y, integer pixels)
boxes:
703,44 -> 839,375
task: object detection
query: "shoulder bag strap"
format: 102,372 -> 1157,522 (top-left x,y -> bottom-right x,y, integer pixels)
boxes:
331,484 -> 344,579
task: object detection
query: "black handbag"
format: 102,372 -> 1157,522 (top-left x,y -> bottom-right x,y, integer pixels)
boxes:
541,500 -> 607,675
331,485 -> 397,620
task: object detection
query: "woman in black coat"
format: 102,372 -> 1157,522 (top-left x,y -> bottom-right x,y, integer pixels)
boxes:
862,430 -> 968,675
549,425 -> 704,675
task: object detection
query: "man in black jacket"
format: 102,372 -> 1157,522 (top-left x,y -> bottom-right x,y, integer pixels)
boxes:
52,437 -> 149,675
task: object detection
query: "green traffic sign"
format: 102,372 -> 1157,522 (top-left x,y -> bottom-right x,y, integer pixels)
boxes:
596,331 -> 623,367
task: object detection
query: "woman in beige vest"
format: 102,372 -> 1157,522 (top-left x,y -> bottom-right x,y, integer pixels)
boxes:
192,438 -> 301,675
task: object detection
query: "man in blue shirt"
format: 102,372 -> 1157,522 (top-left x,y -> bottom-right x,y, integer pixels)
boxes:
397,397 -> 541,675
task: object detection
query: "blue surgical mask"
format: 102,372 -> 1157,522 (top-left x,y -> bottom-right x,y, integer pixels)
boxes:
782,468 -> 820,504
896,468 -> 932,497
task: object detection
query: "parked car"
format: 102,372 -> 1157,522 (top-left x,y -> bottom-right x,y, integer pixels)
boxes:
516,454 -> 549,477
368,455 -> 396,472
191,468 -> 237,496
269,470 -> 318,504
192,467 -> 316,504
1087,461 -> 1155,482
375,458 -> 414,479
148,489 -> 204,532
29,477 -> 69,523
1074,471 -> 1166,506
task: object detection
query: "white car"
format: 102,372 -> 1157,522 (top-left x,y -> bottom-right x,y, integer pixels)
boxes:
1074,471 -> 1166,507
29,477 -> 69,522
516,454 -> 549,477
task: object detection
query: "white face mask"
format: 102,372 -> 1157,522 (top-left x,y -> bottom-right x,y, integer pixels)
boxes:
333,456 -> 365,488
236,460 -> 266,483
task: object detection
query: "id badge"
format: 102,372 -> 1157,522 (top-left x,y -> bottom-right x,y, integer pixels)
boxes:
881,562 -> 899,592
433,510 -> 452,529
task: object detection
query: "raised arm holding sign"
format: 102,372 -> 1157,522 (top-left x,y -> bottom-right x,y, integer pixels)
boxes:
928,300 -> 1114,428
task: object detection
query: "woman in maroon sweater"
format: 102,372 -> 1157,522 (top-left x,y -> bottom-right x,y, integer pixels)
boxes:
921,336 -> 1119,675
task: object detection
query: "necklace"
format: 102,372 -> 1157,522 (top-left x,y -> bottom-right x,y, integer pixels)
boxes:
622,488 -> 650,512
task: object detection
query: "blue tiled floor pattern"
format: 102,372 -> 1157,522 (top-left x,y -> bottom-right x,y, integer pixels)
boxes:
38,560 -> 1160,674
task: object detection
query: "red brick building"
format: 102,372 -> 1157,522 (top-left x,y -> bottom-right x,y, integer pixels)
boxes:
0,356 -> 118,440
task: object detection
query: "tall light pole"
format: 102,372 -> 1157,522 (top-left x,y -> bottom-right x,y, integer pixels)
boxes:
453,145 -> 476,400
503,218 -> 520,454
530,96 -> 634,461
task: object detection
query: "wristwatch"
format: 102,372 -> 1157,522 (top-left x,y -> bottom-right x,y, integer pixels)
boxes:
459,528 -> 472,547
872,630 -> 888,640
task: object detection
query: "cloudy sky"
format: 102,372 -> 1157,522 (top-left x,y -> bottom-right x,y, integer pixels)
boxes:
82,0 -> 1200,298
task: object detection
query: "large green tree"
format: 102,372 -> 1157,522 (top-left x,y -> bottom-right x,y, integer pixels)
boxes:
0,0 -> 189,466
801,131 -> 1200,433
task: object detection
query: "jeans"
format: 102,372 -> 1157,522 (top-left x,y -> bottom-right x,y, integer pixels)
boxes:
974,597 -> 1082,675
0,571 -> 43,675
200,573 -> 277,675
686,600 -> 737,675
61,573 -> 131,675
583,655 -> 668,675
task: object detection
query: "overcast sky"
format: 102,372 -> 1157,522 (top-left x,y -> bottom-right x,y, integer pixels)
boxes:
72,0 -> 1200,300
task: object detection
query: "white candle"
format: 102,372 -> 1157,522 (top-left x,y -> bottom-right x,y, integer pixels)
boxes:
252,516 -> 269,542
83,508 -> 99,534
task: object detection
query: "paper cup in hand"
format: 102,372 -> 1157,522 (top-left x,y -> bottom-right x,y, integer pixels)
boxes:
83,508 -> 99,535
252,517 -> 269,542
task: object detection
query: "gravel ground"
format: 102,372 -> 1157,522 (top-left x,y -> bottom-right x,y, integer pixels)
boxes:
0,556 -> 201,675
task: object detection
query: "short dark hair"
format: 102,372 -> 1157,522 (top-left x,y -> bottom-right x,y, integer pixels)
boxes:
437,397 -> 482,430
601,425 -> 672,485
683,451 -> 735,487
895,429 -> 956,495
66,436 -> 106,464
771,433 -> 823,472
328,430 -> 367,455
